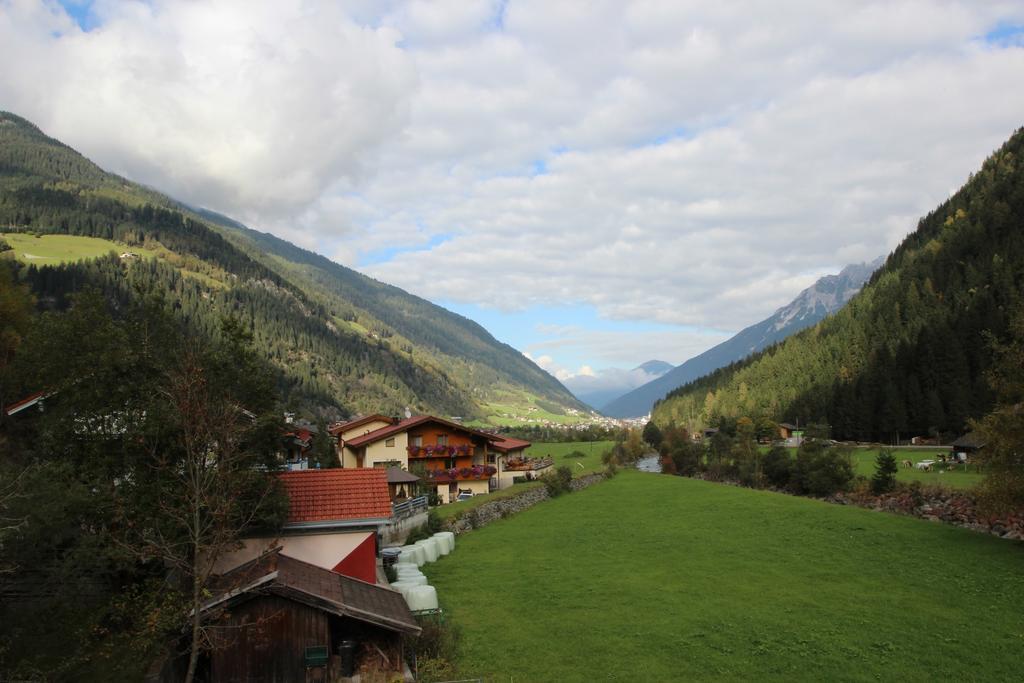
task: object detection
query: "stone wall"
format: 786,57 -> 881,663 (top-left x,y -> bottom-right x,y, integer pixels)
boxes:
830,486 -> 1024,541
443,472 -> 608,534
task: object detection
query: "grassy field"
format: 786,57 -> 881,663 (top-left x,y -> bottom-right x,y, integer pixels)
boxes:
850,447 -> 984,489
528,439 -> 613,475
424,470 -> 1024,682
1,233 -> 159,264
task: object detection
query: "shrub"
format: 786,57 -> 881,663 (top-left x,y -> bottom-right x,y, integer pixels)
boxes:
414,619 -> 461,680
405,511 -> 443,544
544,466 -> 573,497
564,450 -> 587,460
871,449 -> 899,494
793,441 -> 854,496
762,446 -> 794,488
668,440 -> 703,476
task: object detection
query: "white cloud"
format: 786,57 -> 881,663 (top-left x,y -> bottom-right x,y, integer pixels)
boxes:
2,0 -> 1024,362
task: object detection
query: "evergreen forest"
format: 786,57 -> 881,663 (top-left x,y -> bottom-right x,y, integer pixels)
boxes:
654,127 -> 1024,442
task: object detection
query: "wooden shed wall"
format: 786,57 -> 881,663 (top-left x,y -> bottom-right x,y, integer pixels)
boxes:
211,595 -> 329,683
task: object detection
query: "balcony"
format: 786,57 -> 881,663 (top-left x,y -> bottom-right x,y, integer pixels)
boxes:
424,465 -> 497,484
407,444 -> 473,459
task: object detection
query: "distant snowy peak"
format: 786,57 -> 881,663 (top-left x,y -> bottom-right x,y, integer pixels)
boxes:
562,359 -> 674,409
602,256 -> 884,418
635,360 -> 673,375
769,257 -> 884,334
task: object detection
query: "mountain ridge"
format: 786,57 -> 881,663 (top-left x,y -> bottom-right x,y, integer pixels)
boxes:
602,258 -> 883,417
0,111 -> 587,423
652,126 -> 1024,441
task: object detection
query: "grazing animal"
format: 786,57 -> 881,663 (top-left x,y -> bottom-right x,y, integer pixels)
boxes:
901,459 -> 913,469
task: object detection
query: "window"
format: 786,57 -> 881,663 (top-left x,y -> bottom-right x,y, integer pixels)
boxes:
487,453 -> 496,464
437,434 -> 448,446
385,438 -> 395,447
411,435 -> 422,447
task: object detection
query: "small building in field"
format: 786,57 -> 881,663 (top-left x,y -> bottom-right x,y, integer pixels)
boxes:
213,468 -> 393,585
952,431 -> 986,459
778,423 -> 798,440
166,551 -> 421,683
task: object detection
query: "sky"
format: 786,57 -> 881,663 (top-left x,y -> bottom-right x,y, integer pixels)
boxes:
3,0 -> 1024,388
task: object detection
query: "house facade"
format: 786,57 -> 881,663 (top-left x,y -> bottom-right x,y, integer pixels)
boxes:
333,415 -> 527,503
329,414 -> 396,468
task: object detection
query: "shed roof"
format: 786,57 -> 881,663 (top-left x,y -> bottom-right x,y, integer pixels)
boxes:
276,468 -> 392,527
489,435 -> 532,453
5,390 -> 47,416
205,551 -> 420,635
385,466 -> 420,484
344,414 -> 501,449
952,431 -> 986,450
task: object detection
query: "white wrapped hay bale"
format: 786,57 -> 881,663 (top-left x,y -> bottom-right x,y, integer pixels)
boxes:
414,537 -> 439,563
400,544 -> 425,566
431,531 -> 453,555
405,585 -> 439,611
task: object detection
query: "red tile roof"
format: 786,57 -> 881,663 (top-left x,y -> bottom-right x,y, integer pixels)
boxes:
328,414 -> 394,436
490,435 -> 532,453
344,414 -> 501,449
276,469 -> 392,525
5,390 -> 46,416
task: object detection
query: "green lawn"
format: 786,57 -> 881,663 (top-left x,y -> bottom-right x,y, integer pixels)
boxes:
1,233 -> 158,265
423,470 -> 1024,682
850,447 -> 984,489
528,440 -> 613,476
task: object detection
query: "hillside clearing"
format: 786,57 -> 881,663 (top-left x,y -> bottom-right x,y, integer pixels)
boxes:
424,470 -> 1024,682
1,232 -> 158,264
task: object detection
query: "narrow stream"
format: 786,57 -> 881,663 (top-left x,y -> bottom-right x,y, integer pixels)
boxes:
635,453 -> 661,473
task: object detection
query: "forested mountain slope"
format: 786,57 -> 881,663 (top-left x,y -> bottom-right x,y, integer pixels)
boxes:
603,259 -> 881,418
0,112 -> 585,421
653,127 -> 1024,441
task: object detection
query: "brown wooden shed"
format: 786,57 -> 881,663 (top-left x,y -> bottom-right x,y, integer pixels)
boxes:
197,551 -> 420,682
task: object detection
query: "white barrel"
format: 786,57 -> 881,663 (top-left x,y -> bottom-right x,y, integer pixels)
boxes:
431,532 -> 452,555
415,538 -> 439,563
405,585 -> 439,611
434,532 -> 454,552
400,545 -> 425,566
395,560 -> 417,572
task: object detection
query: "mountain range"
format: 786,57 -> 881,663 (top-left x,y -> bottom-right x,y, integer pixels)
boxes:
0,111 -> 587,424
601,258 -> 883,418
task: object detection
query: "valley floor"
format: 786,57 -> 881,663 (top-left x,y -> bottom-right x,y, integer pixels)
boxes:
423,470 -> 1023,682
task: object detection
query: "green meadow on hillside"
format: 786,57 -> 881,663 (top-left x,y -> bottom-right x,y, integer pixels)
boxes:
1,232 -> 158,265
424,470 -> 1024,682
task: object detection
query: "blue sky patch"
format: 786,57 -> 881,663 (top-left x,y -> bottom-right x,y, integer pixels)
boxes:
983,23 -> 1024,46
358,232 -> 453,267
57,0 -> 99,32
